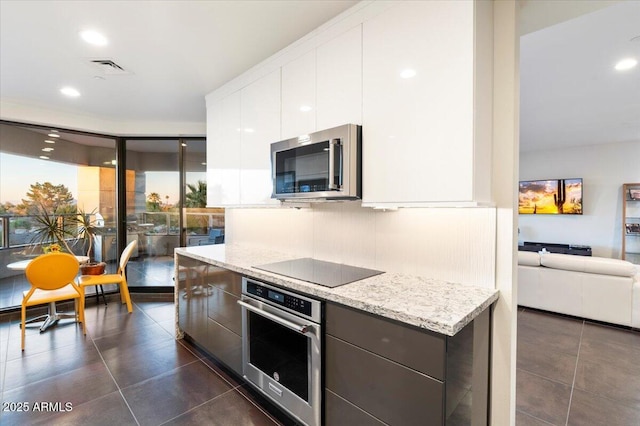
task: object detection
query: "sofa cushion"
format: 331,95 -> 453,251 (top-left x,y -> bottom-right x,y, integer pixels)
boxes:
540,253 -> 636,278
518,251 -> 540,266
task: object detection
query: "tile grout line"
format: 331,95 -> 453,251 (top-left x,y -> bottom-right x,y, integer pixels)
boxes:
89,304 -> 143,426
234,386 -> 285,426
565,319 -> 585,426
175,338 -> 282,425
157,387 -> 242,426
516,409 -> 556,426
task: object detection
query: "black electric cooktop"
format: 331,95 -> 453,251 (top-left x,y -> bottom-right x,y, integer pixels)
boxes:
253,258 -> 384,288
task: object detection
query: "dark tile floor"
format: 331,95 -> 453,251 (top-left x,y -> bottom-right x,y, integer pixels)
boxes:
516,307 -> 640,425
3,290 -> 639,425
0,295 -> 285,426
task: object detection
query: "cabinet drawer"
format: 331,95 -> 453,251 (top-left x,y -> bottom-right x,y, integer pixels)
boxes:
206,318 -> 243,376
326,303 -> 445,380
207,286 -> 242,335
326,335 -> 444,426
205,268 -> 242,297
325,389 -> 385,426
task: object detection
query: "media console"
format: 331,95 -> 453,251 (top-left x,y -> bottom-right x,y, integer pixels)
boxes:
518,241 -> 592,256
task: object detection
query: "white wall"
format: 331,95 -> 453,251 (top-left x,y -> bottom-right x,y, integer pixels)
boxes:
227,204 -> 497,288
519,140 -> 640,258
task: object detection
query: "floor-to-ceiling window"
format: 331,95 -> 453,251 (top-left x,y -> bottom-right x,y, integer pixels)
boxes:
124,139 -> 181,289
0,123 -> 117,310
0,122 -> 217,311
183,139 -> 224,246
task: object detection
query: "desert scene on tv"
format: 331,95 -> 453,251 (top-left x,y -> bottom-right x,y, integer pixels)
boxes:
519,179 -> 583,215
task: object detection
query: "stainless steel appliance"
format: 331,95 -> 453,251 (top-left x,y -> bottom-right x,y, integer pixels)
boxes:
270,124 -> 362,201
239,278 -> 322,426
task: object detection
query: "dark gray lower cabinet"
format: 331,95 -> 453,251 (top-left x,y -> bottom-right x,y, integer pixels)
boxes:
326,335 -> 444,425
176,255 -> 243,376
325,389 -> 385,426
325,302 -> 489,426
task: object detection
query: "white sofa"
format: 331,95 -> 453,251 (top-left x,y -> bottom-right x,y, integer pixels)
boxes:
518,251 -> 640,328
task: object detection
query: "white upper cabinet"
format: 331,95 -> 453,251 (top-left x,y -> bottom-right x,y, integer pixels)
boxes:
281,50 -> 316,140
316,25 -> 363,129
362,1 -> 487,206
207,90 -> 241,206
207,0 -> 492,208
239,69 -> 281,206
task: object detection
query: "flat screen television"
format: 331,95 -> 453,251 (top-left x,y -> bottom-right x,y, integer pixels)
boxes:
518,178 -> 583,215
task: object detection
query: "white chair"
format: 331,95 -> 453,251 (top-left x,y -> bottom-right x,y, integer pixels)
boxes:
77,240 -> 137,313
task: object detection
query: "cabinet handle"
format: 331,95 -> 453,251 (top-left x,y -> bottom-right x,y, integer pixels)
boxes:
328,138 -> 342,190
237,300 -> 313,334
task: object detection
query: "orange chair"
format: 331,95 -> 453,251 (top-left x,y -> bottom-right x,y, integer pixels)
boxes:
22,252 -> 86,350
77,239 -> 136,313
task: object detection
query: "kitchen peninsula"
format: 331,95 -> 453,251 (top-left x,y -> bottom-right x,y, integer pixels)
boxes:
175,244 -> 499,425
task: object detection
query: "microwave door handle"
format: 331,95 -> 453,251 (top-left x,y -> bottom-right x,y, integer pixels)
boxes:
328,138 -> 342,190
237,300 -> 313,334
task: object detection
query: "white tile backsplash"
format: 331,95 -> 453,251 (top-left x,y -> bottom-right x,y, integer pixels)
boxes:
226,203 -> 496,287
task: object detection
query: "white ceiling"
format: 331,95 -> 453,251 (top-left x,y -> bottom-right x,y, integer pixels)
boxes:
1,0 -> 638,152
0,0 -> 357,132
519,0 -> 640,152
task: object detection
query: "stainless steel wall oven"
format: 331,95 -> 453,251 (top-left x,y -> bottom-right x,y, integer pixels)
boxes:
238,277 -> 322,426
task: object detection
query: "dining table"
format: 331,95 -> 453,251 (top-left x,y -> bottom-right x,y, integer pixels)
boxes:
8,255 -> 90,332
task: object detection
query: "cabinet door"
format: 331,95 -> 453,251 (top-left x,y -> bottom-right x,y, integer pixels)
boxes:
317,25 -> 362,130
281,50 -> 316,140
176,256 -> 208,343
207,286 -> 242,335
326,335 -> 444,425
207,91 -> 241,206
362,1 -> 475,204
326,303 -> 445,380
206,318 -> 243,375
240,69 -> 281,205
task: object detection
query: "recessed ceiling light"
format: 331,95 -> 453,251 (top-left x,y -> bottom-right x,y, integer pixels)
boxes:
80,30 -> 108,46
615,58 -> 638,71
60,87 -> 81,97
400,69 -> 417,79
42,147 -> 54,152
47,133 -> 60,138
39,156 -> 50,160
299,105 -> 312,112
44,139 -> 56,143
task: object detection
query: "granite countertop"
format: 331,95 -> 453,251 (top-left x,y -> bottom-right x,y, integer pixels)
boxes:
175,244 -> 499,336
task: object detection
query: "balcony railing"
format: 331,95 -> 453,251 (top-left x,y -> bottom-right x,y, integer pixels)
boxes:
0,211 -> 224,250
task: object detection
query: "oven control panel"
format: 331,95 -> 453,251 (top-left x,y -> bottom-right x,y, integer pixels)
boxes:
246,280 -> 312,317
242,277 -> 322,323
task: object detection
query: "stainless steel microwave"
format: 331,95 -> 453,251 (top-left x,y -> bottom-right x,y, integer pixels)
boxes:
270,124 -> 362,201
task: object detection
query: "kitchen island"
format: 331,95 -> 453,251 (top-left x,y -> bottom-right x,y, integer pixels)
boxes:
175,244 -> 499,425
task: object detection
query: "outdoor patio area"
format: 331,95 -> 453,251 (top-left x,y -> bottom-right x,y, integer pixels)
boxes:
0,255 -> 175,311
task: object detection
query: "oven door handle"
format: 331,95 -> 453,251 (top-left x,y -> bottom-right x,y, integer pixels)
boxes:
237,300 -> 313,334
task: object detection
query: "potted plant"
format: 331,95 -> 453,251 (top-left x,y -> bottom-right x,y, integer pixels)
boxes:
74,208 -> 106,275
30,203 -> 75,254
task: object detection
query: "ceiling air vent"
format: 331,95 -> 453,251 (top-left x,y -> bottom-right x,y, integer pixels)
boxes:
89,59 -> 132,76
